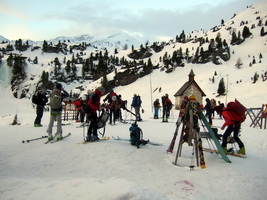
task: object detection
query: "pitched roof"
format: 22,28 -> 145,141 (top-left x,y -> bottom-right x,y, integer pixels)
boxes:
174,80 -> 206,97
174,69 -> 206,97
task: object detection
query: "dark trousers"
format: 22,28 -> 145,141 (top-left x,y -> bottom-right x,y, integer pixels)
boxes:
34,105 -> 44,125
222,123 -> 244,148
87,113 -> 98,136
109,108 -> 116,124
206,111 -> 212,125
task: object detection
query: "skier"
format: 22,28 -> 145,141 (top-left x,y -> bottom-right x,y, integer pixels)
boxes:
46,83 -> 69,140
33,89 -> 48,127
153,98 -> 161,119
214,101 -> 224,119
104,90 -> 117,125
221,102 -> 246,155
210,98 -> 217,119
204,98 -> 213,126
85,86 -> 105,141
162,94 -> 172,122
73,97 -> 83,122
84,89 -> 94,123
131,94 -> 142,121
116,94 -> 125,121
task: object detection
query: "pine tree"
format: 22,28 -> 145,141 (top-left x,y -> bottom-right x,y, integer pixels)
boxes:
253,72 -> 258,83
260,27 -> 265,36
217,78 -> 226,96
242,26 -> 252,39
33,56 -> 38,64
231,31 -> 238,45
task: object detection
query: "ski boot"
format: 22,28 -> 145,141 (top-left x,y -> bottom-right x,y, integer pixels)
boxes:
34,124 -> 43,127
222,147 -> 228,154
85,135 -> 94,142
237,147 -> 246,155
57,135 -> 63,140
93,135 -> 100,141
48,134 -> 53,141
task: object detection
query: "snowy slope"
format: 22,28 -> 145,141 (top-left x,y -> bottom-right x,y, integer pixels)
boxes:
0,63 -> 267,200
1,1 -> 267,200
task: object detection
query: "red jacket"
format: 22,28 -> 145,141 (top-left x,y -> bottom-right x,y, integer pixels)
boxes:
87,89 -> 103,112
74,99 -> 82,109
221,108 -> 243,128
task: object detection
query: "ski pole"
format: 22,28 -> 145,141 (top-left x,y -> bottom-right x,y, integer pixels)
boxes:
22,136 -> 48,143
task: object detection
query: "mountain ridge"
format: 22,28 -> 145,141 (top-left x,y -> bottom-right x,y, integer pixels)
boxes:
0,0 -> 266,108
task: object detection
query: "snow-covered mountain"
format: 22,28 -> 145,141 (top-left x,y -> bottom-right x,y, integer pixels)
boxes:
47,31 -> 144,50
0,0 -> 266,106
0,35 -> 9,42
0,31 -> 144,50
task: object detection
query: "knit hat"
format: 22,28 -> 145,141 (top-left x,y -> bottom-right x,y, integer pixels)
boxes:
189,95 -> 196,100
96,86 -> 105,94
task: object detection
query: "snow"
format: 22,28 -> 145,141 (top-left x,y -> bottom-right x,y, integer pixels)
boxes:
1,62 -> 267,200
1,1 -> 267,199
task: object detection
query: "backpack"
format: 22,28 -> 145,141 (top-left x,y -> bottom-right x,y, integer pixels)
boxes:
96,109 -> 109,129
50,89 -> 62,112
129,123 -> 142,148
134,95 -> 141,107
227,99 -> 247,123
32,94 -> 38,104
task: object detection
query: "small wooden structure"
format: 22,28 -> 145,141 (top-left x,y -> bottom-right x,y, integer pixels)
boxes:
62,97 -> 78,121
174,69 -> 206,110
247,104 -> 267,129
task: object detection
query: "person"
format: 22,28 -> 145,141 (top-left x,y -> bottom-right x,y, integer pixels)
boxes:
221,102 -> 246,155
162,94 -> 172,122
34,90 -> 48,127
46,83 -> 69,140
210,99 -> 217,119
85,86 -> 105,141
214,101 -> 224,119
131,94 -> 142,121
73,97 -> 83,122
104,90 -> 117,125
116,94 -> 125,122
84,89 -> 94,123
153,99 -> 161,119
80,94 -> 87,123
204,98 -> 213,126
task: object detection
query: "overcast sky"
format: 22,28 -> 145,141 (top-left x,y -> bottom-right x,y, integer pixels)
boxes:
0,0 -> 261,42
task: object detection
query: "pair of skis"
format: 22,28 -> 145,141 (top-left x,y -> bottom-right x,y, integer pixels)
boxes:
79,136 -> 110,144
166,111 -> 184,153
22,133 -> 71,144
203,147 -> 246,159
45,133 -> 71,144
112,136 -> 163,146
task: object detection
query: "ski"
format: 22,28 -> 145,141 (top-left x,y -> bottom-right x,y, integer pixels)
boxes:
198,138 -> 206,168
167,111 -> 184,153
79,136 -> 110,144
112,136 -> 163,146
22,135 -> 48,143
198,111 -> 231,163
45,133 -> 71,144
203,147 -> 246,159
76,123 -> 89,128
